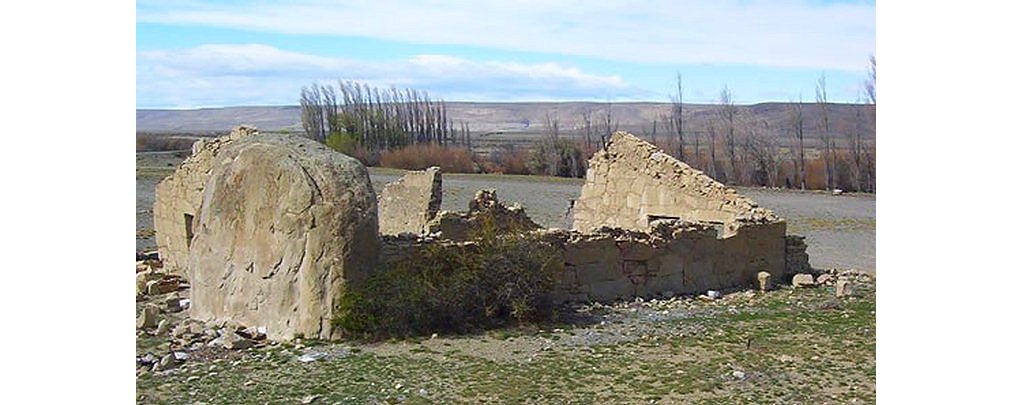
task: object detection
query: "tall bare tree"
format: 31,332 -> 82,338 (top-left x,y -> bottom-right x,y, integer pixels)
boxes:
744,118 -> 781,187
860,55 -> 876,192
541,112 -> 562,176
705,118 -> 720,180
599,102 -> 615,146
672,72 -> 686,161
790,93 -> 807,190
864,54 -> 876,104
650,117 -> 658,145
580,108 -> 593,151
849,96 -> 867,192
816,74 -> 835,190
300,83 -> 325,141
719,85 -> 738,184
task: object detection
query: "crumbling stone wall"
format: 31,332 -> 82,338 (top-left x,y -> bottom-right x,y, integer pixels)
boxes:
425,189 -> 541,240
382,218 -> 786,303
153,125 -> 808,341
786,234 -> 812,275
543,218 -> 783,302
572,131 -> 779,236
157,128 -> 379,341
378,167 -> 442,235
153,125 -> 260,275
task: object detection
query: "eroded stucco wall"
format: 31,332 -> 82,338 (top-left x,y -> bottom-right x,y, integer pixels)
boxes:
377,167 -> 442,235
572,131 -> 779,235
153,125 -> 260,275
381,220 -> 787,304
550,221 -> 785,302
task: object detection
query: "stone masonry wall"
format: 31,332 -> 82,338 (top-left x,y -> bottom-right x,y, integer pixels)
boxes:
381,219 -> 787,304
378,167 -> 442,235
153,125 -> 260,275
572,131 -> 779,236
549,220 -> 786,302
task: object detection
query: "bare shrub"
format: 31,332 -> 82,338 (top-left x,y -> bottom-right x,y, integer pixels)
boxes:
379,144 -> 476,173
333,218 -> 562,338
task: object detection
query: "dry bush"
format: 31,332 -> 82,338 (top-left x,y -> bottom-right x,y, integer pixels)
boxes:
333,218 -> 562,338
379,143 -> 477,173
480,146 -> 530,175
804,158 -> 828,190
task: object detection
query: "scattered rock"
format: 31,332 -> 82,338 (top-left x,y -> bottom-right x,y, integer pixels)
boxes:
836,280 -> 853,298
154,319 -> 170,336
237,326 -> 266,341
732,370 -> 746,379
164,296 -> 183,313
139,353 -> 158,366
146,277 -> 182,295
136,271 -> 162,295
137,305 -> 160,329
298,352 -> 326,363
136,251 -> 159,261
300,394 -> 321,404
210,330 -> 253,350
706,290 -> 722,300
816,273 -> 833,285
757,271 -> 772,291
792,273 -> 815,288
159,353 -> 178,370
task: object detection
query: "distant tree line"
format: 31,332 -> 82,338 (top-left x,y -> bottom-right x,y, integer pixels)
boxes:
299,81 -> 472,156
300,55 -> 875,191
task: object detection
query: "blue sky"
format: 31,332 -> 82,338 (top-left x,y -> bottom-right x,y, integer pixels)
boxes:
136,0 -> 875,109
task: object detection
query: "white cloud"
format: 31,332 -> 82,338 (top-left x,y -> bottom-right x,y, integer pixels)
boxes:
137,44 -> 640,107
137,0 -> 875,71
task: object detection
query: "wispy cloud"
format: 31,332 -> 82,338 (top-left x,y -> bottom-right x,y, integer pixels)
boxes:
137,44 -> 640,107
137,0 -> 875,71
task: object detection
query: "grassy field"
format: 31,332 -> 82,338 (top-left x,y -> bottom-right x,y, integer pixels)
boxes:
136,274 -> 875,404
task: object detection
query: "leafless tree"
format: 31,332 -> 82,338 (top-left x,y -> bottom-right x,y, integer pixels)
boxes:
790,93 -> 807,190
849,97 -> 867,192
693,128 -> 701,169
816,74 -> 835,190
864,54 -> 876,104
541,112 -> 562,176
672,72 -> 686,161
744,117 -> 781,187
302,80 -> 466,152
580,108 -> 593,151
719,85 -> 738,184
599,102 -> 615,146
661,112 -> 674,151
300,83 -> 325,141
705,118 -> 720,180
649,117 -> 658,145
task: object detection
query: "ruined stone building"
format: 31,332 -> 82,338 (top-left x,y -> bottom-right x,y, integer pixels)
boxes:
378,131 -> 805,302
153,127 -> 808,341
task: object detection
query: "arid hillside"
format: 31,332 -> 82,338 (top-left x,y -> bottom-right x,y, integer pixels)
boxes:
137,102 -> 874,139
